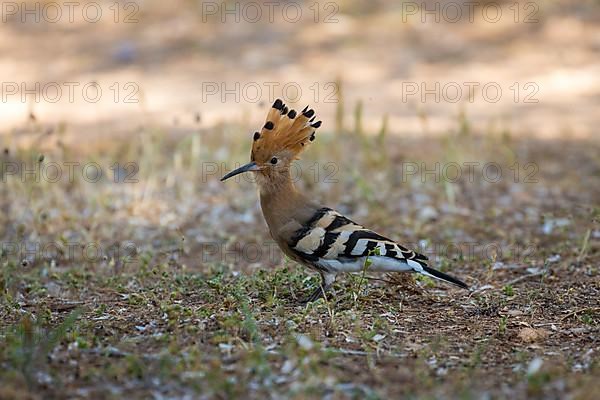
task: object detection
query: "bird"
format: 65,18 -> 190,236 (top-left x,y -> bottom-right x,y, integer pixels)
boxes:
221,99 -> 468,302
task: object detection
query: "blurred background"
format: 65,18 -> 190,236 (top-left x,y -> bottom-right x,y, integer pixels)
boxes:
1,1 -> 599,398
1,0 -> 599,140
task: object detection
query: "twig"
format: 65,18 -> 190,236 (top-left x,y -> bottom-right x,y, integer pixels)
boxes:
504,271 -> 544,286
560,307 -> 600,321
365,276 -> 397,285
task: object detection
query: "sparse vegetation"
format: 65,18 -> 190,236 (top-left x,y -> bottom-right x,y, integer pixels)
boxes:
1,0 -> 600,398
1,114 -> 598,398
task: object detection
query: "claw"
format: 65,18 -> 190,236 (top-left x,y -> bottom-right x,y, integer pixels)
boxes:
301,286 -> 327,304
301,280 -> 334,304
299,272 -> 336,304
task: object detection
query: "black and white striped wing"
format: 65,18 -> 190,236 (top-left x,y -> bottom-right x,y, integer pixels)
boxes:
288,208 -> 428,272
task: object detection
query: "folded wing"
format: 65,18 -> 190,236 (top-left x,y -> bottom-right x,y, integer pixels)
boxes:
289,208 -> 428,269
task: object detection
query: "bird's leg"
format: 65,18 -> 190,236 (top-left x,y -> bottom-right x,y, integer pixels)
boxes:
302,272 -> 336,304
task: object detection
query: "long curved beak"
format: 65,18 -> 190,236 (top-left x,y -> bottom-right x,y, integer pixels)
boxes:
220,162 -> 260,181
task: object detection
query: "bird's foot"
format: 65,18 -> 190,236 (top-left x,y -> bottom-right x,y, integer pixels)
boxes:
301,285 -> 330,304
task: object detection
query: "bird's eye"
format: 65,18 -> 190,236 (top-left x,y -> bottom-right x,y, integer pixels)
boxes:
270,157 -> 278,165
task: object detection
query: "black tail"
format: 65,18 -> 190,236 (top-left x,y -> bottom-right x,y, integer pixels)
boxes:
422,266 -> 469,289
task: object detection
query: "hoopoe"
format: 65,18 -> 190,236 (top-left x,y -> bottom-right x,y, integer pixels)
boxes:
221,99 -> 468,302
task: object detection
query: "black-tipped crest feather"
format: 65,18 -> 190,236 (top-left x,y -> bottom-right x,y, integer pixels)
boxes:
251,99 -> 322,163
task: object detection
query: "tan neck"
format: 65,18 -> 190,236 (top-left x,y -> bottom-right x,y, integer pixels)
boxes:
258,169 -> 311,231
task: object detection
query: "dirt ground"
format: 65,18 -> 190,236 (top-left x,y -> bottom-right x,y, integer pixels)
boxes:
0,1 -> 599,399
1,123 -> 598,398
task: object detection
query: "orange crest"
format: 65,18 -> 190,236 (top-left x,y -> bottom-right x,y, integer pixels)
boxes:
251,99 -> 322,164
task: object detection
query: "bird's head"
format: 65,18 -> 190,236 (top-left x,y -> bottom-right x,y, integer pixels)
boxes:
220,99 -> 321,186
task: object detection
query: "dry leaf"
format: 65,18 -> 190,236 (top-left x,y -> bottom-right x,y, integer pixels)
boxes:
518,328 -> 549,343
